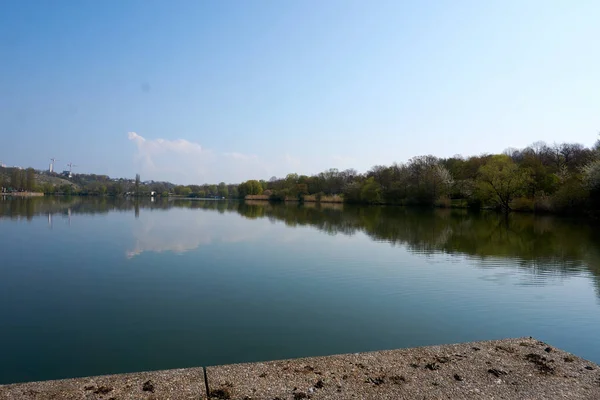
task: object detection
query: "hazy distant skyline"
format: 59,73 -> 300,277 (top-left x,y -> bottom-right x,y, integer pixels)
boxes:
1,1 -> 599,184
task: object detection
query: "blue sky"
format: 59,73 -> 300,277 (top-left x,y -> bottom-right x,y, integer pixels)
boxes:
1,0 -> 599,184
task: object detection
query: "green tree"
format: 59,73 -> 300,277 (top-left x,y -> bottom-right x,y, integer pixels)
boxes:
218,182 -> 228,198
26,168 -> 36,191
360,177 -> 382,203
551,177 -> 588,212
251,180 -> 263,195
404,156 -> 453,204
518,152 -> 557,196
135,174 -> 141,196
477,155 -> 531,212
259,180 -> 268,192
60,184 -> 73,195
285,173 -> 299,187
42,183 -> 55,194
110,182 -> 124,196
188,185 -> 201,194
429,164 -> 453,201
582,159 -> 600,198
238,182 -> 249,198
295,183 -> 308,196
343,180 -> 363,203
239,180 -> 263,197
208,184 -> 218,196
174,185 -> 192,196
19,171 -> 26,190
10,169 -> 21,190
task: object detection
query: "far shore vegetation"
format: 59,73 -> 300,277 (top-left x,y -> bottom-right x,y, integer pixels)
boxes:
2,136 -> 600,216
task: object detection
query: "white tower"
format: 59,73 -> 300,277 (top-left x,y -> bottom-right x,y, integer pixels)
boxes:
49,158 -> 58,173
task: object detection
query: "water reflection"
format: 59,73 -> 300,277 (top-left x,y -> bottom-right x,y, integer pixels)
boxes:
2,196 -> 600,295
126,200 -> 270,258
127,208 -> 214,258
2,196 -> 600,383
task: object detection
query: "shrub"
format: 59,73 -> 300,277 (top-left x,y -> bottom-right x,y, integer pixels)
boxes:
269,190 -> 287,202
510,197 -> 535,212
550,179 -> 589,213
435,196 -> 452,208
534,193 -> 552,213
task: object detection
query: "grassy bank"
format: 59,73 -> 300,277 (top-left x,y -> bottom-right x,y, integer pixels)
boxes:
245,194 -> 343,203
2,192 -> 44,197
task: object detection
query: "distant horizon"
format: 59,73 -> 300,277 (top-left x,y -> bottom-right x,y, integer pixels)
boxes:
2,1 -> 599,183
2,135 -> 598,186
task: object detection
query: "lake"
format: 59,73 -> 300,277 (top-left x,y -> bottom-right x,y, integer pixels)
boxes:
1,196 -> 599,384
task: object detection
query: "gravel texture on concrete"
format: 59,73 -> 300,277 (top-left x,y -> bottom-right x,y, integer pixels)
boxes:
0,367 -> 206,400
206,337 -> 600,400
2,338 -> 599,400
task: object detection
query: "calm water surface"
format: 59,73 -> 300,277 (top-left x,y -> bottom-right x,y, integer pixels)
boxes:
1,197 -> 600,384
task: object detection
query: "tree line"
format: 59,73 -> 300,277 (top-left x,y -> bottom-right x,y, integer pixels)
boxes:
0,168 -> 36,193
3,135 -> 599,215
237,137 -> 600,214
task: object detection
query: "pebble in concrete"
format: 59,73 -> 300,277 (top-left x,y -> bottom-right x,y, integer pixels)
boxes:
0,367 -> 206,400
206,338 -> 600,400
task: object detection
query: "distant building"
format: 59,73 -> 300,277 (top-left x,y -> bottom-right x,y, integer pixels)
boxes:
62,170 -> 73,178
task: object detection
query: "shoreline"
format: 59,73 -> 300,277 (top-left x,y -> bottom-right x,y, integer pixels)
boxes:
1,337 -> 598,399
1,192 -> 44,197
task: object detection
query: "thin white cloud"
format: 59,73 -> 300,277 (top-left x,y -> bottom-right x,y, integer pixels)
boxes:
127,132 -> 319,183
128,132 -> 270,183
128,132 -> 211,181
128,132 -> 202,156
128,131 -> 145,143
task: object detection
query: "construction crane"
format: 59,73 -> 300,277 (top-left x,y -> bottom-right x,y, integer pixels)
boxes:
65,162 -> 77,178
49,158 -> 59,173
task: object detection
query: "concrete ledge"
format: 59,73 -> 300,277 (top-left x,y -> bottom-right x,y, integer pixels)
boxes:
0,367 -> 206,400
2,338 -> 599,399
206,338 -> 600,400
